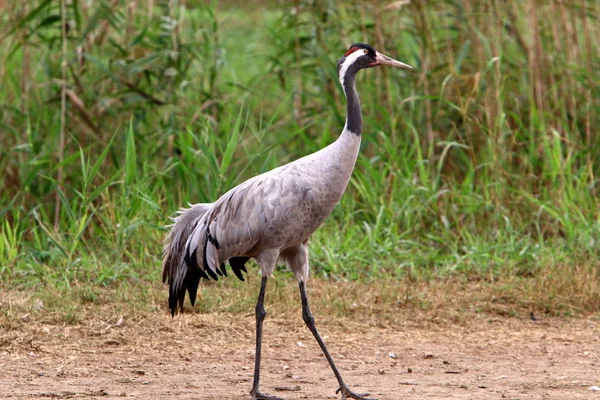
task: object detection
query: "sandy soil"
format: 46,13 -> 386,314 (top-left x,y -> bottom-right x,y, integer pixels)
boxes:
1,306 -> 600,400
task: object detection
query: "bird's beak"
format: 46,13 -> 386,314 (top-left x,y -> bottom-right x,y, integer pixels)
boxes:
371,51 -> 412,69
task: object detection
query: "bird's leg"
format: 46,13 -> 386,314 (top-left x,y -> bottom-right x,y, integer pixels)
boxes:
250,276 -> 283,400
299,281 -> 375,400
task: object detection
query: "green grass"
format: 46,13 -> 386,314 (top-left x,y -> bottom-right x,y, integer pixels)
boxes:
1,1 -> 599,316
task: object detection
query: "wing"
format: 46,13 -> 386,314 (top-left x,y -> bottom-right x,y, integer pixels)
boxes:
199,165 -> 310,269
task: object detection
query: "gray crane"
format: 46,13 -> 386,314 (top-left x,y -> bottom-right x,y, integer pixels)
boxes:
162,43 -> 412,400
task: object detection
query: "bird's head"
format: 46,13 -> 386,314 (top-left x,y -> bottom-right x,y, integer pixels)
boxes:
337,43 -> 412,86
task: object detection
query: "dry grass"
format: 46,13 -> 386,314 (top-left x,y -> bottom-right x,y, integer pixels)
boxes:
2,264 -> 598,334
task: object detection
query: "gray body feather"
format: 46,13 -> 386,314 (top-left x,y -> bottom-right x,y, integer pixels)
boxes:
162,130 -> 361,314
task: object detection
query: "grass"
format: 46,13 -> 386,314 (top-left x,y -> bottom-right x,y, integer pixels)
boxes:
0,1 -> 599,318
2,263 -> 599,331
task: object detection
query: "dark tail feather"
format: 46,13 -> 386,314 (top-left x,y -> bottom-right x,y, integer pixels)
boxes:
229,257 -> 250,282
202,233 -> 220,281
186,268 -> 202,307
219,263 -> 228,277
162,203 -> 212,316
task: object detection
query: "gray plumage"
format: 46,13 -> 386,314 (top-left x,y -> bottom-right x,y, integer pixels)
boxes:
162,43 -> 411,400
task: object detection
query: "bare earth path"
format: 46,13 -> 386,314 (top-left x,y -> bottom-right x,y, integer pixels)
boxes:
1,306 -> 599,400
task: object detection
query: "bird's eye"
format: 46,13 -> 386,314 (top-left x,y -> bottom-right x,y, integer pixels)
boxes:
363,49 -> 369,54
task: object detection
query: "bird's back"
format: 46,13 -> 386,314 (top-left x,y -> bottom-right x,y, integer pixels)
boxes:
207,158 -> 338,258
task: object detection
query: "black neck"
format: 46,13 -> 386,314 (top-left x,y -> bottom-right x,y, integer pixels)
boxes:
342,69 -> 362,136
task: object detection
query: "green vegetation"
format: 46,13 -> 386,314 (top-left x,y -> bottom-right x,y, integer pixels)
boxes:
1,1 -> 599,315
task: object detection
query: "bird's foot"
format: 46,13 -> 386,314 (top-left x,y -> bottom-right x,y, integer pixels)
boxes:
251,391 -> 285,400
336,385 -> 376,400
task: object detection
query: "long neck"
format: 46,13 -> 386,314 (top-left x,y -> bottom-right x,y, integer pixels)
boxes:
341,70 -> 362,136
300,66 -> 362,203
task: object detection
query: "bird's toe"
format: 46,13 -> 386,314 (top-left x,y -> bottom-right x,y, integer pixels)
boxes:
251,392 -> 285,400
336,385 -> 376,400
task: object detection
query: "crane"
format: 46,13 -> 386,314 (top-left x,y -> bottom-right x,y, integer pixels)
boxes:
162,43 -> 412,400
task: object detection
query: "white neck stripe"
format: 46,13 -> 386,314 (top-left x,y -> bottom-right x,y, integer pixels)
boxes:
339,51 -> 363,91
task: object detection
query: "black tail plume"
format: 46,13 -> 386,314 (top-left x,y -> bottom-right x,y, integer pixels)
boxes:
162,203 -> 212,316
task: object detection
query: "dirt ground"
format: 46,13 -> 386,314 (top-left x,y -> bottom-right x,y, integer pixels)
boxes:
1,304 -> 599,400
